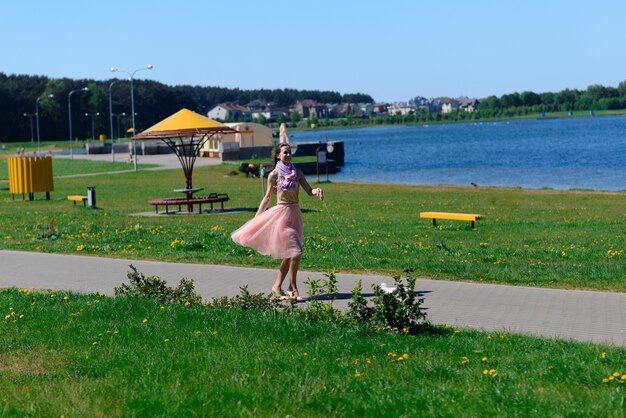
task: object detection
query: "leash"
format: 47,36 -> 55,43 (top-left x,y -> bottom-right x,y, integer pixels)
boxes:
321,198 -> 373,275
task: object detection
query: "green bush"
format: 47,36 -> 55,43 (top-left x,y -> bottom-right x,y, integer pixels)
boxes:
114,265 -> 202,306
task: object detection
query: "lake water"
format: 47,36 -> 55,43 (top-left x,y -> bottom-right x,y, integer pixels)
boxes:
292,117 -> 626,191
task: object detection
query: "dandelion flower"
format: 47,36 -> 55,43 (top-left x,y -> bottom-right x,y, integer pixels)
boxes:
164,338 -> 170,343
613,372 -> 620,377
481,357 -> 488,362
142,318 -> 148,324
601,352 -> 607,359
92,342 -> 98,346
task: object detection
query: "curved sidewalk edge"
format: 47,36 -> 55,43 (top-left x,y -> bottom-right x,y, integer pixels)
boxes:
1,250 -> 624,347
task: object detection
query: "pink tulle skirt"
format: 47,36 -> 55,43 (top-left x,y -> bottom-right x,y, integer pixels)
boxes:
231,203 -> 303,259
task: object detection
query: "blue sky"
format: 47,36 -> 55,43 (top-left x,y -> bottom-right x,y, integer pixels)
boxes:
2,0 -> 625,102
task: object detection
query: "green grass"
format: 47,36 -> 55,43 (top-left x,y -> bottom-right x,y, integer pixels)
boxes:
0,157 -> 157,181
0,289 -> 624,416
0,163 -> 624,291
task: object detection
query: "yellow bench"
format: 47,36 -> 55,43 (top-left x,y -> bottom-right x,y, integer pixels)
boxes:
68,195 -> 88,206
420,212 -> 484,228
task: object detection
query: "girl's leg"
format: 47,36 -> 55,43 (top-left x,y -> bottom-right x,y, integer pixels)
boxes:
287,255 -> 301,297
272,258 -> 290,296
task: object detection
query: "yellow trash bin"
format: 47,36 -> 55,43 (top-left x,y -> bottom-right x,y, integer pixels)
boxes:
99,134 -> 106,142
8,156 -> 54,200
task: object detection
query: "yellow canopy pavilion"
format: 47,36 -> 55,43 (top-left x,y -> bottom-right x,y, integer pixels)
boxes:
133,108 -> 237,212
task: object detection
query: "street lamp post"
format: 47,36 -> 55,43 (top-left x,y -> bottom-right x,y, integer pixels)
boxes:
68,87 -> 89,159
85,112 -> 100,140
113,112 -> 126,140
108,79 -> 128,162
110,64 -> 153,172
35,93 -> 54,155
23,113 -> 36,143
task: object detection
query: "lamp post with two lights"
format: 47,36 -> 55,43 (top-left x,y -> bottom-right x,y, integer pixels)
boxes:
110,64 -> 153,172
85,112 -> 100,140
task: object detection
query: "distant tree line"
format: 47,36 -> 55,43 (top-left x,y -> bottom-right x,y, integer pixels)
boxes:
477,82 -> 626,116
304,82 -> 626,127
0,72 -> 373,142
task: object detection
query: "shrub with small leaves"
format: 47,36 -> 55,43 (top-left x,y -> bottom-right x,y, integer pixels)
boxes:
115,265 -> 202,306
304,272 -> 342,323
206,285 -> 281,311
346,280 -> 370,325
369,271 -> 426,334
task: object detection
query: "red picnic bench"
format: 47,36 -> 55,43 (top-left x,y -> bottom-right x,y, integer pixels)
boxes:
148,193 -> 229,214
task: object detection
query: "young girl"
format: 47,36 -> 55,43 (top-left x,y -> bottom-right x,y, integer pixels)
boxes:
231,143 -> 324,299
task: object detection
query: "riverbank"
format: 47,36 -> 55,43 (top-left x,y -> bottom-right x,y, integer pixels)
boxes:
287,109 -> 626,134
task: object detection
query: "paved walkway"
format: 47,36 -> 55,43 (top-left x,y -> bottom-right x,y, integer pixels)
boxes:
1,250 -> 624,347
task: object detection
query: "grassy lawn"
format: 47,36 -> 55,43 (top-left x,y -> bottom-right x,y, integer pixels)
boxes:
0,289 -> 624,416
0,157 -> 157,181
1,160 -> 624,415
0,163 -> 624,291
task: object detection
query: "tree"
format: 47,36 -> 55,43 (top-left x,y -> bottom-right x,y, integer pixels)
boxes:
290,111 -> 301,126
520,91 -> 541,107
479,95 -> 500,109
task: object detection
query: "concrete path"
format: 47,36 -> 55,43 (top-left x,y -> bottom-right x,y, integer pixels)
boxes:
0,250 -> 624,347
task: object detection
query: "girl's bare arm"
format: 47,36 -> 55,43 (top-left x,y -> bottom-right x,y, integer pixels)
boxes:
298,170 -> 324,200
256,171 -> 276,216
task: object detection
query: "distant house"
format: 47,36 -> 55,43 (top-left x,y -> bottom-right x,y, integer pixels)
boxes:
245,99 -> 266,111
291,100 -> 327,119
207,102 -> 252,122
458,97 -> 480,112
325,103 -> 340,118
387,103 -> 416,116
248,101 -> 286,121
358,103 -> 374,113
200,122 -> 274,158
373,103 -> 389,115
338,103 -> 355,116
440,98 -> 460,114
